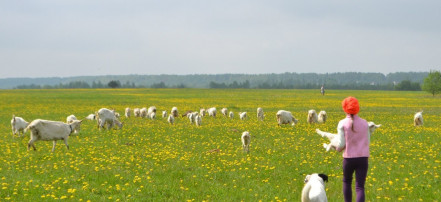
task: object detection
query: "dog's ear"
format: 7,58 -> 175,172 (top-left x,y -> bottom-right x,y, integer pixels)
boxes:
318,173 -> 328,183
304,175 -> 311,183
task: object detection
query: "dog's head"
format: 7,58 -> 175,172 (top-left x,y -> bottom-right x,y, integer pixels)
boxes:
318,173 -> 328,183
368,122 -> 381,134
304,173 -> 328,183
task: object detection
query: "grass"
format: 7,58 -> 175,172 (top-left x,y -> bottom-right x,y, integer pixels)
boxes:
0,88 -> 440,201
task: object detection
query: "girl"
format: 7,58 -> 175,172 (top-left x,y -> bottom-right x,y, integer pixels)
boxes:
336,97 -> 370,202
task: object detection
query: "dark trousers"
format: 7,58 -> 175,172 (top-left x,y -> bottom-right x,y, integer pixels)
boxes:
343,157 -> 369,202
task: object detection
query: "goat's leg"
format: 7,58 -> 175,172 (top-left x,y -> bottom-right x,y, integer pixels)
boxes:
52,141 -> 57,152
28,137 -> 37,151
64,138 -> 69,150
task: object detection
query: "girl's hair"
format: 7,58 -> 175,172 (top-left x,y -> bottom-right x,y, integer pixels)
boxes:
350,114 -> 355,132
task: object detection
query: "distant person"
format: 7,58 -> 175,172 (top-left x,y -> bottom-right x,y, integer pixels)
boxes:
320,85 -> 325,96
337,97 -> 370,202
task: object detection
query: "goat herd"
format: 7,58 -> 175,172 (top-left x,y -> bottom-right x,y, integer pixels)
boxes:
10,106 -> 424,153
9,105 -> 424,201
9,107 -> 328,152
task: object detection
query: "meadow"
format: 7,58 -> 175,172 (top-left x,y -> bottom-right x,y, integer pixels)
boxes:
0,88 -> 440,201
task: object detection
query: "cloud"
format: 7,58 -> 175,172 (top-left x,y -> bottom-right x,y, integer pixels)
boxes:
0,0 -> 440,78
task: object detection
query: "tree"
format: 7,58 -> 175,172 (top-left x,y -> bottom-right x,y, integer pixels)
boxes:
422,70 -> 441,96
394,80 -> 421,91
108,80 -> 121,88
151,82 -> 167,88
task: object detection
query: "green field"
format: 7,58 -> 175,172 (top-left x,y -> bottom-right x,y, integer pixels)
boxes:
0,89 -> 440,201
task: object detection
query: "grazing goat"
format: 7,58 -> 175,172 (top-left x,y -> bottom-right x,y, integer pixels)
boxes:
188,112 -> 198,124
125,107 -> 131,118
148,106 -> 157,117
208,107 -> 217,117
149,112 -> 156,120
66,115 -> 80,133
241,131 -> 251,153
171,107 -> 178,117
162,111 -> 167,118
307,110 -> 318,124
257,107 -> 264,121
167,114 -> 174,124
26,119 -> 82,152
221,108 -> 228,116
85,114 -> 96,120
11,115 -> 29,137
134,108 -> 141,117
200,108 -> 206,117
140,108 -> 148,118
195,115 -> 202,127
239,112 -> 247,120
97,108 -> 123,130
229,111 -> 234,119
276,110 -> 298,126
414,111 -> 423,126
318,111 -> 327,124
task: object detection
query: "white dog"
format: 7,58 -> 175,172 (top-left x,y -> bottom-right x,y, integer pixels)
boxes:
301,173 -> 328,202
316,122 -> 381,152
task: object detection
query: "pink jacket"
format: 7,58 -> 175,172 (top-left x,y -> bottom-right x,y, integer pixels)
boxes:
337,114 -> 370,158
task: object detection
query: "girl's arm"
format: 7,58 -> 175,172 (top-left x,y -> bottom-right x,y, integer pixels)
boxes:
336,121 -> 346,152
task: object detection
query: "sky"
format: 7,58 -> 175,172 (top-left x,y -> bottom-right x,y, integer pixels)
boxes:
1,0 -> 440,78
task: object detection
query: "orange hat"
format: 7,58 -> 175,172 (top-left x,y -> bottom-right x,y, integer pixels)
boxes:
342,96 -> 359,115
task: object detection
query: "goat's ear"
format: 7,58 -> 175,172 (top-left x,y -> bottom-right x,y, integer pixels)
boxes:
369,123 -> 381,129
318,173 -> 328,182
79,120 -> 83,123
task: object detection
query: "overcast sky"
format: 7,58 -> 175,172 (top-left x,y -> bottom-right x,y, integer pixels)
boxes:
1,1 -> 440,78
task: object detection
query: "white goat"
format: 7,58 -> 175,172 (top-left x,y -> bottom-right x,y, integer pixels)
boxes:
257,107 -> 264,121
221,108 -> 228,116
307,110 -> 318,124
140,108 -> 148,118
149,112 -> 156,120
171,107 -> 178,117
208,107 -> 217,117
148,106 -> 157,117
162,111 -> 168,118
200,108 -> 206,117
26,119 -> 82,152
195,115 -> 202,127
97,108 -> 123,130
66,115 -> 80,133
241,131 -> 251,153
85,114 -> 96,120
229,111 -> 234,119
316,122 -> 381,152
167,114 -> 174,124
318,111 -> 327,124
125,107 -> 131,118
134,108 -> 141,117
239,112 -> 248,120
188,112 -> 195,124
414,111 -> 423,126
66,115 -> 77,123
11,115 -> 29,137
276,110 -> 298,126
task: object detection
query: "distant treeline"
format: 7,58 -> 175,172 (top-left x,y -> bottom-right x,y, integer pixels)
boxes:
14,79 -> 422,91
